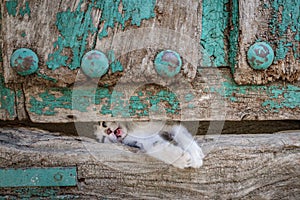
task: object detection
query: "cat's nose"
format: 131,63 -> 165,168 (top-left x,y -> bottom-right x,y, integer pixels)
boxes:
106,128 -> 112,135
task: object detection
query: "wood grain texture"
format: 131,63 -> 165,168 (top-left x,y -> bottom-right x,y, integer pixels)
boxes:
2,0 -> 96,86
1,0 -> 200,87
234,0 -> 300,85
0,127 -> 299,199
24,68 -> 300,123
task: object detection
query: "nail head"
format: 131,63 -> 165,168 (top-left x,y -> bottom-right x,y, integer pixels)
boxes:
154,50 -> 182,78
10,48 -> 39,76
247,42 -> 274,70
81,50 -> 109,78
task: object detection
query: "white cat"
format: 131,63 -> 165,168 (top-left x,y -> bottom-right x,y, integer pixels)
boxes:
94,121 -> 204,169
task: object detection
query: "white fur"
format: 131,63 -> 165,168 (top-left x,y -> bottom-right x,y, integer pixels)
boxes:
94,121 -> 205,169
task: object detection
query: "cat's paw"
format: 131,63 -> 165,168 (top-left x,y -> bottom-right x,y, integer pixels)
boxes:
187,144 -> 204,168
171,151 -> 193,169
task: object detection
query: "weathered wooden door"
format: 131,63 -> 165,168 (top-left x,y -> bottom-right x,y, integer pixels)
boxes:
1,0 -> 299,122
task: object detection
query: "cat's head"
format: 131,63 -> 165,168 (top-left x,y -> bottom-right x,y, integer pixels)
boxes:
94,121 -> 128,143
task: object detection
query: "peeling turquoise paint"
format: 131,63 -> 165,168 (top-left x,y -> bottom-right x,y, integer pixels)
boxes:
205,70 -> 300,111
30,88 -> 97,115
47,1 -> 97,70
36,72 -> 58,83
29,86 -> 181,117
268,0 -> 300,61
0,75 -> 16,118
19,1 -> 31,17
184,93 -> 194,102
263,85 -> 300,111
129,90 -> 181,117
5,0 -> 18,17
21,31 -> 26,37
151,90 -> 180,115
228,0 -> 239,73
94,0 -> 156,39
129,95 -> 148,117
107,50 -> 124,73
110,90 -> 131,117
5,0 -> 31,17
47,0 -> 155,70
208,75 -> 247,103
201,0 -> 229,67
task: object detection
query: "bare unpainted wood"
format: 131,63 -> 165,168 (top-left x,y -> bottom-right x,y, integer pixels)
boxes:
234,0 -> 300,85
25,68 -> 300,123
0,127 -> 299,199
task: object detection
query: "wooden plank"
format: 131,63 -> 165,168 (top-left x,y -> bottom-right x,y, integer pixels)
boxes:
24,68 -> 300,123
1,0 -> 202,87
0,127 -> 299,199
2,0 -> 99,86
0,74 -> 16,120
233,0 -> 300,85
0,167 -> 77,188
94,0 -> 200,83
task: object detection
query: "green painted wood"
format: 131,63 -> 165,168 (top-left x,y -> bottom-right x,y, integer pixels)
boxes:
0,75 -> 16,119
0,167 -> 77,187
201,0 -> 230,67
46,0 -> 156,70
10,48 -> 39,76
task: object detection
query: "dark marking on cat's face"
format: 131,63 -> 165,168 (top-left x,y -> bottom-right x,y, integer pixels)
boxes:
97,121 -> 128,142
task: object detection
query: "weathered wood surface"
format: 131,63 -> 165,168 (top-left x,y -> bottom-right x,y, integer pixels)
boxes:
25,68 -> 300,123
1,0 -> 200,86
0,127 -> 299,199
234,0 -> 300,85
1,1 -> 300,122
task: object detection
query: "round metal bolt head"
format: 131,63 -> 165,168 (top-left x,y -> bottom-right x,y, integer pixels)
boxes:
53,172 -> 63,182
247,42 -> 274,70
81,50 -> 109,78
154,50 -> 182,78
10,48 -> 39,76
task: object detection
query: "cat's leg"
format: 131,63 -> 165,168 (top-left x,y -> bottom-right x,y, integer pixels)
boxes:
146,138 -> 193,169
170,125 -> 205,168
123,134 -> 193,169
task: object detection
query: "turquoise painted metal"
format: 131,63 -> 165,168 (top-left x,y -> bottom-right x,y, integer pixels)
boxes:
154,50 -> 182,78
247,42 -> 274,70
81,50 -> 109,78
0,167 -> 77,187
10,48 -> 39,76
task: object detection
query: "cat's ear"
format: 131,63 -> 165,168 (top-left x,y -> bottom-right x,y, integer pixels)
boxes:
98,121 -> 107,127
101,121 -> 107,128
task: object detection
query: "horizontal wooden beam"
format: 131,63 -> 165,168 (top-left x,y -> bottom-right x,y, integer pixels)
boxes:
24,68 -> 300,122
0,127 -> 299,199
